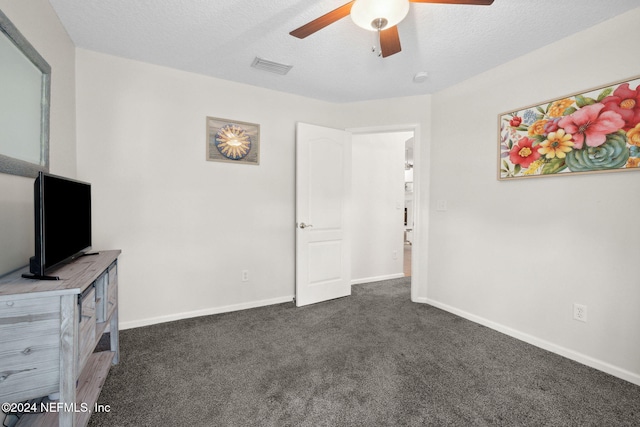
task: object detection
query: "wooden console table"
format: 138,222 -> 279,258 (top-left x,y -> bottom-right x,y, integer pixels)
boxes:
0,250 -> 121,427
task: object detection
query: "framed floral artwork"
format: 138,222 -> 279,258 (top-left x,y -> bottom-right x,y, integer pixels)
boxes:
498,76 -> 640,180
207,117 -> 260,165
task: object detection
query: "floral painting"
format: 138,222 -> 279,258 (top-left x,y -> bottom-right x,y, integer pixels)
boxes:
207,117 -> 260,165
498,76 -> 640,180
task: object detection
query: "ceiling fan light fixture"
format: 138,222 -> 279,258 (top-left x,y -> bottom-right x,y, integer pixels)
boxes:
350,0 -> 410,31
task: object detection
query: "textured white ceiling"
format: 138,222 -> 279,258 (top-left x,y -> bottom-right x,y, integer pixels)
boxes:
48,0 -> 639,103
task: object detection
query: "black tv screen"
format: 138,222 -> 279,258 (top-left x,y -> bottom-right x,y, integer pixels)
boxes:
24,172 -> 92,279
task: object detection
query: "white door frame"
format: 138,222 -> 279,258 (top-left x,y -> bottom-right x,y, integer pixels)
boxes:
347,123 -> 425,303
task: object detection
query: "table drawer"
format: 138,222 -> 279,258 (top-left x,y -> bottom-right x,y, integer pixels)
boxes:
0,296 -> 60,403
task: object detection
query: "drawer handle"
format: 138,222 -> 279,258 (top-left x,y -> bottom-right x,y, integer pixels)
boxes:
6,301 -> 14,307
22,347 -> 33,355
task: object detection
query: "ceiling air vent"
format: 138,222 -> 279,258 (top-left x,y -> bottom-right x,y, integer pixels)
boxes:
251,57 -> 292,75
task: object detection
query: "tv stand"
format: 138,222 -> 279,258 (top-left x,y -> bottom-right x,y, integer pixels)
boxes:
0,250 -> 121,427
20,273 -> 60,280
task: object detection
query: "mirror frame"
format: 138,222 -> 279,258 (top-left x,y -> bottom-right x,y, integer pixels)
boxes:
0,9 -> 51,178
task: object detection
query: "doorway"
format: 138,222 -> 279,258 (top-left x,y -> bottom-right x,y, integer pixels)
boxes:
348,124 -> 421,302
404,136 -> 414,278
295,122 -> 423,306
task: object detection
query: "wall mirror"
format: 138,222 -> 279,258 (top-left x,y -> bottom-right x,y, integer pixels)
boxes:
0,9 -> 51,178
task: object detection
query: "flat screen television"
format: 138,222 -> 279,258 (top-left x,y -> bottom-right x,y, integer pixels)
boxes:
22,172 -> 92,280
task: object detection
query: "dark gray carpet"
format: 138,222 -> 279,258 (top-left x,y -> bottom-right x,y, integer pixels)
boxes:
89,278 -> 640,426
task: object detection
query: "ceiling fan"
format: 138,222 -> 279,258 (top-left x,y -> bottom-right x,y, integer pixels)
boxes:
290,0 -> 494,58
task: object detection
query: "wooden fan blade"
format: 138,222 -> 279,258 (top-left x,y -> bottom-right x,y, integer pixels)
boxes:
290,2 -> 355,39
409,0 -> 493,5
380,26 -> 401,58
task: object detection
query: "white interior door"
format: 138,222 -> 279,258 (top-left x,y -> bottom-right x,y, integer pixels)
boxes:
295,122 -> 351,307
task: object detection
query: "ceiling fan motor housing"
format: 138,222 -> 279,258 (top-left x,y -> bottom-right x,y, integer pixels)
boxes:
372,17 -> 389,30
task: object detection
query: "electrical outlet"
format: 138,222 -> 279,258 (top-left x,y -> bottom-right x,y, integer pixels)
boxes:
241,270 -> 249,282
392,250 -> 398,260
436,200 -> 447,212
573,303 -> 587,322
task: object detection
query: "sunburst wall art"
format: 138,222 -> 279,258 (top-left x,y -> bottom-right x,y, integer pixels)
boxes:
498,76 -> 640,180
207,117 -> 260,165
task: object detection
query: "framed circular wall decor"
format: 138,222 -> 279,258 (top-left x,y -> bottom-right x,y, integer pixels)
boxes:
207,117 -> 260,165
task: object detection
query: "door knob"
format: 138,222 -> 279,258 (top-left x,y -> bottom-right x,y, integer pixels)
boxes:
298,222 -> 313,229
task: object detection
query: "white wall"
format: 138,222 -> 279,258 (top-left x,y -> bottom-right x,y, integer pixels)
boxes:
75,48 -> 432,329
75,49 -> 343,328
427,8 -> 640,384
351,132 -> 409,284
0,0 -> 75,275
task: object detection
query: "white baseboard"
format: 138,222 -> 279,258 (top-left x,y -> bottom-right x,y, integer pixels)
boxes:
419,298 -> 640,386
351,273 -> 405,285
119,295 -> 294,330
